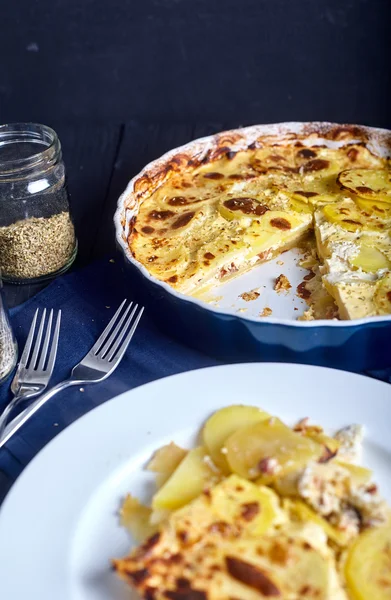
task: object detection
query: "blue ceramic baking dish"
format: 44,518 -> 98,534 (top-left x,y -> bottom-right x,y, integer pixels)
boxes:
114,122 -> 391,372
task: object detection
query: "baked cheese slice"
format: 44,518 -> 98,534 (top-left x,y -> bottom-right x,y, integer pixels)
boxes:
315,197 -> 391,319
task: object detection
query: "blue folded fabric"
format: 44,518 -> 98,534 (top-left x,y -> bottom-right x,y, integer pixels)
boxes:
0,255 -> 390,496
0,256 -> 220,487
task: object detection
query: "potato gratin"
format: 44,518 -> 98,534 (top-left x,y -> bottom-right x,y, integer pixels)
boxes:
113,405 -> 391,599
126,130 -> 391,320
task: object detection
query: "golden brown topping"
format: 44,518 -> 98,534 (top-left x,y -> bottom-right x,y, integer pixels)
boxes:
149,210 -> 175,220
294,190 -> 319,198
303,272 -> 316,281
141,226 -> 155,234
208,521 -> 238,537
204,252 -> 215,260
318,446 -> 338,463
299,585 -> 312,595
167,275 -> 178,284
297,148 -> 317,159
128,568 -> 149,584
258,457 -> 280,475
225,556 -> 281,596
168,196 -> 189,206
203,172 -> 224,179
270,218 -> 291,230
133,532 -> 161,560
356,185 -> 374,195
240,502 -> 260,521
177,530 -> 189,543
366,483 -> 378,494
165,588 -> 207,600
223,198 -> 269,216
343,219 -> 361,225
297,281 -> 311,300
269,541 -> 290,566
302,158 -> 330,173
171,212 -> 195,229
347,148 -> 359,161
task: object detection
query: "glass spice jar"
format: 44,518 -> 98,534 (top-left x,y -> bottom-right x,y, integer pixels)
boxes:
0,272 -> 17,383
0,123 -> 77,283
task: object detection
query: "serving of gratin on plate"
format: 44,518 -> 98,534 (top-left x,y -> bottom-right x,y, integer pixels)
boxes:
113,404 -> 391,600
117,123 -> 391,322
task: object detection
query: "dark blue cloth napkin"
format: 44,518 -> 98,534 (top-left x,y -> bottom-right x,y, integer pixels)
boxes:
0,255 -> 390,500
0,255 -> 220,492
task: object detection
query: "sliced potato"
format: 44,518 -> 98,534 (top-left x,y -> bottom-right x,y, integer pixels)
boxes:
149,508 -> 171,526
355,196 -> 391,217
210,474 -> 282,535
263,209 -> 308,233
152,446 -> 221,510
146,442 -> 187,487
285,499 -> 350,546
374,273 -> 391,315
345,521 -> 391,600
300,157 -> 341,179
349,244 -> 391,273
336,461 -> 372,486
287,195 -> 313,214
202,405 -> 270,473
119,494 -> 158,543
322,203 -> 365,232
195,232 -> 247,269
303,431 -> 340,453
338,168 -> 391,202
225,418 -> 322,480
250,146 -> 297,172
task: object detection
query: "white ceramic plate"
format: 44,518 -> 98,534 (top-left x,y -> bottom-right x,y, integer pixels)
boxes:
0,363 -> 390,600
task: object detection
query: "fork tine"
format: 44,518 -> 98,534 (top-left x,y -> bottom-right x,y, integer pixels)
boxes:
16,308 -> 39,373
45,310 -> 61,375
37,309 -> 53,371
99,301 -> 134,358
103,304 -> 138,360
29,308 -> 46,369
108,305 -> 144,362
90,299 -> 127,354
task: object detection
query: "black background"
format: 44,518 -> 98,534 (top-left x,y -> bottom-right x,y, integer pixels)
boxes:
2,0 -> 391,126
1,0 -> 391,303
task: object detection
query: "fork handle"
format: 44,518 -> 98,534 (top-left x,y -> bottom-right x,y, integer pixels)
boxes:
0,387 -> 45,440
0,379 -> 76,449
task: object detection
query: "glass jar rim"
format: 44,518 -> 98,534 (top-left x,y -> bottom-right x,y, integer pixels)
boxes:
0,123 -> 61,176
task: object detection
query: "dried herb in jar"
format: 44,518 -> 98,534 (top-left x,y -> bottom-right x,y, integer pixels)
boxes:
0,123 -> 77,283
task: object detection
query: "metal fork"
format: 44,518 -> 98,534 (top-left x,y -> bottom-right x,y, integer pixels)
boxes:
0,299 -> 144,449
0,308 -> 61,437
